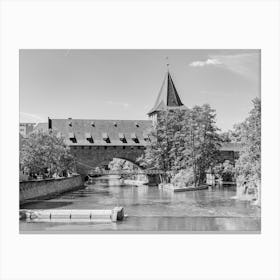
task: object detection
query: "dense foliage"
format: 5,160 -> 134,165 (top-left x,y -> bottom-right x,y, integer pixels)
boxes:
212,160 -> 235,182
138,104 -> 221,186
234,98 -> 261,189
20,130 -> 76,179
108,158 -> 138,172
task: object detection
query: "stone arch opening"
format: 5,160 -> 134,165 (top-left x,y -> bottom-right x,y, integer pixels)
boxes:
108,157 -> 143,173
74,145 -> 146,177
107,157 -> 147,182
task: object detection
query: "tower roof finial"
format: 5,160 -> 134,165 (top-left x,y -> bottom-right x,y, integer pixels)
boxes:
166,56 -> 170,70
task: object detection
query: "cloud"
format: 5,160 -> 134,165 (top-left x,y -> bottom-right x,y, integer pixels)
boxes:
189,52 -> 260,80
189,58 -> 222,67
20,112 -> 45,123
105,101 -> 130,109
209,53 -> 260,80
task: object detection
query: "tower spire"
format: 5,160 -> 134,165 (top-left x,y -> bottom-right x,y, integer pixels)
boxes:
147,61 -> 186,117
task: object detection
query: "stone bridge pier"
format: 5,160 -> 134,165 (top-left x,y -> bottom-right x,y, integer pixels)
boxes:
146,174 -> 162,186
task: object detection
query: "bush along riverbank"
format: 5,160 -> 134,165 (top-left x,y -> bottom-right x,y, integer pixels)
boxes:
236,178 -> 261,206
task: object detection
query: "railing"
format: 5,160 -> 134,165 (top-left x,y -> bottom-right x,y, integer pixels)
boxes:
89,169 -> 165,176
76,160 -> 165,176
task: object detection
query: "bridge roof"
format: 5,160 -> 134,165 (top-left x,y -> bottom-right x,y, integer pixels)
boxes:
50,119 -> 152,146
31,119 -> 243,152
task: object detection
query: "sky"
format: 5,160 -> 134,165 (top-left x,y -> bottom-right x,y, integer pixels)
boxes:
19,49 -> 260,132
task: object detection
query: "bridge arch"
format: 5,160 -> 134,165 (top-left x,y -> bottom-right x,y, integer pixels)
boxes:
73,145 -> 145,176
109,157 -> 144,170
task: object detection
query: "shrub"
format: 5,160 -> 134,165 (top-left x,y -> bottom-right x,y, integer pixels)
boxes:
171,168 -> 195,187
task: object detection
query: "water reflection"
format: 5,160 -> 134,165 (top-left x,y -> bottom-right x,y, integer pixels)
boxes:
20,176 -> 261,232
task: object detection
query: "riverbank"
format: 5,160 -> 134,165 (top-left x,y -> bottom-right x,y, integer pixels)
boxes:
20,175 -> 84,206
20,176 -> 261,232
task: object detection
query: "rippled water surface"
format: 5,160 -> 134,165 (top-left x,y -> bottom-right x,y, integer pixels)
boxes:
20,176 -> 261,232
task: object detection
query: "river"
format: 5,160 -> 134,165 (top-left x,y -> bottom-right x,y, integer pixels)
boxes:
20,176 -> 261,233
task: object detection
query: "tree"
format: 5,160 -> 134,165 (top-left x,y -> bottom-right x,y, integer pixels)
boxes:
235,98 -> 261,199
20,130 -> 76,178
138,109 -> 187,181
138,104 -> 221,185
108,158 -> 139,172
213,160 -> 235,182
180,104 -> 221,186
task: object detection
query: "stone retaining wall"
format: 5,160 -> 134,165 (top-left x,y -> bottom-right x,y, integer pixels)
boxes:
20,175 -> 83,205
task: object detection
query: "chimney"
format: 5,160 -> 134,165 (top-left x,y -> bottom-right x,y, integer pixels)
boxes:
48,117 -> 52,130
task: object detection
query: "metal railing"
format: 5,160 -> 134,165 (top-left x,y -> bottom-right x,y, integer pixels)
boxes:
89,169 -> 165,176
76,160 -> 165,175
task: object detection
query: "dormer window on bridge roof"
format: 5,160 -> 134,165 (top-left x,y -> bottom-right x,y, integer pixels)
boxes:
131,132 -> 139,143
143,132 -> 150,141
102,132 -> 110,143
85,132 -> 93,143
69,132 -> 77,143
119,133 -> 127,143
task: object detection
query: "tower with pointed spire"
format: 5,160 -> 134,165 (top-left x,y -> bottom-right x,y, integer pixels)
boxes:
147,68 -> 187,124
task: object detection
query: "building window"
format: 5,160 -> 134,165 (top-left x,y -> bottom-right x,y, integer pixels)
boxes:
123,146 -> 125,149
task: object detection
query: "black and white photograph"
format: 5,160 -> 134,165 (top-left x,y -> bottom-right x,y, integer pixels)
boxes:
1,1 -> 280,280
19,49 -> 261,233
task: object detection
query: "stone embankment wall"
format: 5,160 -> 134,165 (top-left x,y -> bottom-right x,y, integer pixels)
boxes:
20,175 -> 83,205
